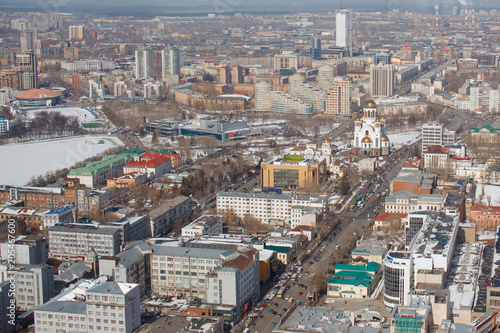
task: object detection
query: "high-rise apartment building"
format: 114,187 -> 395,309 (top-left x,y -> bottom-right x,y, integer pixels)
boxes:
161,46 -> 181,77
325,78 -> 351,115
318,64 -> 335,90
20,30 -> 35,52
254,81 -> 272,111
69,25 -> 84,40
335,8 -> 353,55
15,50 -> 37,90
370,63 -> 394,98
135,48 -> 154,79
383,251 -> 413,308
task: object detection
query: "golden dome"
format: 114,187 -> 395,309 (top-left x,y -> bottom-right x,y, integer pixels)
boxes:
361,136 -> 373,143
323,137 -> 330,143
356,118 -> 361,121
381,135 -> 389,142
375,118 -> 381,122
365,100 -> 377,109
380,116 -> 385,119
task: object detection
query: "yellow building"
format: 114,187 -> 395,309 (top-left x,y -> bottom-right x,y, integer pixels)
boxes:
261,155 -> 326,190
259,250 -> 275,282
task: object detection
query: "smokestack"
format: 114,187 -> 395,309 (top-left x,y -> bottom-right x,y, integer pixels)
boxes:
465,5 -> 468,24
472,4 -> 475,23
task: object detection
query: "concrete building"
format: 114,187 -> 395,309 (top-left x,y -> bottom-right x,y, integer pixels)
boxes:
325,78 -> 351,115
384,251 -> 413,308
143,82 -> 162,98
103,215 -> 151,245
370,63 -> 395,98
123,152 -> 172,179
288,74 -> 326,112
34,279 -> 141,333
135,48 -> 154,79
217,191 -> 326,226
69,153 -> 131,188
69,25 -> 83,40
335,8 -> 353,55
260,154 -> 327,190
107,172 -> 147,188
89,79 -> 105,100
148,195 -> 192,236
422,123 -> 456,151
468,205 -> 500,230
48,223 -> 121,259
42,205 -> 78,231
161,46 -> 181,77
270,90 -> 313,115
0,234 -> 47,265
351,238 -> 389,264
390,298 -> 432,333
181,215 -> 223,238
391,170 -> 436,195
0,262 -> 54,311
60,59 -> 115,72
254,81 -> 272,112
0,281 -> 14,333
20,30 -> 35,52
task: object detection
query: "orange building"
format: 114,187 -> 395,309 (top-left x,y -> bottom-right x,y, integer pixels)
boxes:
391,171 -> 436,195
107,172 -> 147,189
468,204 -> 500,230
0,186 -> 77,209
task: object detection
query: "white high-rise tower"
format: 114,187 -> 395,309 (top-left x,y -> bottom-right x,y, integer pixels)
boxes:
335,7 -> 353,56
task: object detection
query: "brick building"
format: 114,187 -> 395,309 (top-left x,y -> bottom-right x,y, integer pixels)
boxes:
468,204 -> 500,230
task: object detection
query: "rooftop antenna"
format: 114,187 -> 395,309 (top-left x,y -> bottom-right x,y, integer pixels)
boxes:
339,0 -> 343,9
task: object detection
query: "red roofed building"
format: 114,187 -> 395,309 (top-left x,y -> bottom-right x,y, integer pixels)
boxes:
373,212 -> 407,231
468,204 -> 500,230
123,153 -> 171,179
289,225 -> 315,241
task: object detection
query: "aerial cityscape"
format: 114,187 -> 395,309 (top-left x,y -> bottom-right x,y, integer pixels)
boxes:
0,1 -> 499,332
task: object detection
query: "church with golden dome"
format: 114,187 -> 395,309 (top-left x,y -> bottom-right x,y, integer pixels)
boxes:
353,100 -> 390,156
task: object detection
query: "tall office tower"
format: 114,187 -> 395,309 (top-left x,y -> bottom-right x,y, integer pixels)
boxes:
335,8 -> 353,55
68,25 -> 84,40
135,48 -> 154,79
15,50 -> 37,90
325,78 -> 351,115
370,63 -> 394,98
318,64 -> 335,90
254,81 -> 272,111
310,35 -> 322,60
20,30 -> 35,52
161,46 -> 180,78
374,53 -> 391,65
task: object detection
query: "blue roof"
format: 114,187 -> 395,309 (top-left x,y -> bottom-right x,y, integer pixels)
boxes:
45,205 -> 76,215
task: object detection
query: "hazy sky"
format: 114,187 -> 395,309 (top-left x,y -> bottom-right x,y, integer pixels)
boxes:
2,0 -> 499,16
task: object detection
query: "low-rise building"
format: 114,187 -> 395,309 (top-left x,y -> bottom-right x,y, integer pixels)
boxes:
42,205 -> 78,230
327,262 -> 382,299
468,205 -> 500,230
390,298 -> 432,333
69,153 -> 131,188
181,215 -> 223,238
264,245 -> 293,265
0,234 -> 46,265
391,170 -> 436,195
107,172 -> 147,188
148,196 -> 192,236
123,152 -> 172,179
103,215 -> 151,245
384,191 -> 446,214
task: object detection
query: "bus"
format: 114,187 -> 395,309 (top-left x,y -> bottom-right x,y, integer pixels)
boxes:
277,286 -> 286,298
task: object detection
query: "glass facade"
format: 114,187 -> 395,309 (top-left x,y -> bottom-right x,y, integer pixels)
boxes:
405,217 -> 425,247
273,169 -> 299,188
384,265 -> 404,305
394,317 -> 422,333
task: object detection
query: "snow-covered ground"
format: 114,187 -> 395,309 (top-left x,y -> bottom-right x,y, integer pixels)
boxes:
22,107 -> 98,123
0,136 -> 123,186
387,131 -> 420,147
475,183 -> 500,206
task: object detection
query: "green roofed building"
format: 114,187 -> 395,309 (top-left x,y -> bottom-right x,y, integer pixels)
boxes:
69,154 -> 131,188
121,149 -> 146,157
471,125 -> 500,143
264,245 -> 293,265
327,261 -> 382,299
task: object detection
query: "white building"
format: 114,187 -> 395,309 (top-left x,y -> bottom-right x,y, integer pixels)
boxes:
270,90 -> 313,115
289,74 -> 326,112
325,78 -> 351,115
335,8 -> 353,55
0,234 -> 46,265
48,223 -> 121,259
288,138 -> 334,170
89,80 -> 106,100
254,81 -> 272,112
60,59 -> 115,72
34,279 -> 141,333
384,191 -> 446,214
161,46 -> 181,77
42,205 -> 77,230
0,282 -> 14,333
181,215 -> 223,238
217,192 -> 327,226
0,262 -> 54,311
272,54 -> 299,70
135,48 -> 154,79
